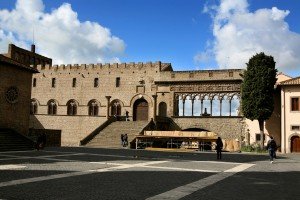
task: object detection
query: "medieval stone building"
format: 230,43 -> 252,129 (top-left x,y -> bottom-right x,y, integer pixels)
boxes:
5,43 -> 299,152
29,59 -> 245,150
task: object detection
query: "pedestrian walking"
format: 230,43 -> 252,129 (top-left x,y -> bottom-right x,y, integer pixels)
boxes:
267,136 -> 277,163
216,137 -> 223,160
123,134 -> 128,147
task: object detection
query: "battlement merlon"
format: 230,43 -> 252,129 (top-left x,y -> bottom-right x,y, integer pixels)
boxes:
36,61 -> 173,72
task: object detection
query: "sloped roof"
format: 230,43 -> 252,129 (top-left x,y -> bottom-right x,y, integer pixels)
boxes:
279,76 -> 300,85
0,54 -> 38,73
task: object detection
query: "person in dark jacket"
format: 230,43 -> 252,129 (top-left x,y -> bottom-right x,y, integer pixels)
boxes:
216,137 -> 223,160
266,136 -> 277,163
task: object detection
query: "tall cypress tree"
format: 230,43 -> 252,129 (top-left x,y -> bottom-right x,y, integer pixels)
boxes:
241,52 -> 277,148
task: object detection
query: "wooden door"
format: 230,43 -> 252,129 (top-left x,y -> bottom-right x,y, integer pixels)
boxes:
291,136 -> 300,152
133,99 -> 148,121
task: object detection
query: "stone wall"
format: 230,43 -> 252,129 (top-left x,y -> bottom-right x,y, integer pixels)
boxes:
31,61 -> 244,146
0,63 -> 33,135
30,115 -> 107,146
173,117 -> 244,151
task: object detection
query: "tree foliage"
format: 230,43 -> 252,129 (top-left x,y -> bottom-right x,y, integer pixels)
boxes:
242,52 -> 277,121
241,52 -> 277,147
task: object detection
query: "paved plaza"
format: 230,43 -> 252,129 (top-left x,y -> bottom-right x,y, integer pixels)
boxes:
0,148 -> 299,200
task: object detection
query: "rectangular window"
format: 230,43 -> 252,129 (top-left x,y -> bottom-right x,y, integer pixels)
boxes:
171,73 -> 175,78
291,97 -> 300,111
291,125 -> 300,131
94,78 -> 99,87
72,78 -> 77,88
52,78 -> 56,88
33,78 -> 36,87
229,72 -> 233,77
116,77 -> 120,87
209,72 -> 213,77
255,133 -> 265,142
189,73 -> 194,78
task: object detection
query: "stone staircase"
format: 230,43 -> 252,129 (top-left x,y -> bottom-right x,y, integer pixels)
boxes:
86,121 -> 149,148
0,129 -> 35,151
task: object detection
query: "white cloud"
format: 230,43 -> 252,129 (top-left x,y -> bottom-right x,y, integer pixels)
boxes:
197,0 -> 300,75
0,0 -> 125,64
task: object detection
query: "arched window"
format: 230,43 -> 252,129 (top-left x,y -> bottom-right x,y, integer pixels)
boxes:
67,100 -> 77,115
48,100 -> 57,115
30,99 -> 38,114
231,95 -> 240,116
88,100 -> 99,116
111,99 -> 122,116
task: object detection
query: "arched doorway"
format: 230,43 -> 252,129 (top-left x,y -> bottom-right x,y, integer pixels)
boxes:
133,99 -> 148,121
111,100 -> 121,116
158,102 -> 167,117
291,136 -> 300,152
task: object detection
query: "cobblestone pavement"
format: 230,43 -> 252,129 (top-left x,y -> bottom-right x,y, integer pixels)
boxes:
0,147 -> 299,200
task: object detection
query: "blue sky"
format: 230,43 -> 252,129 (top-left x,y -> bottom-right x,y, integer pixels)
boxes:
0,0 -> 299,76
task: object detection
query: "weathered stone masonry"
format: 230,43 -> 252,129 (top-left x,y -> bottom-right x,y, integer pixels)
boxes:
30,61 -> 244,146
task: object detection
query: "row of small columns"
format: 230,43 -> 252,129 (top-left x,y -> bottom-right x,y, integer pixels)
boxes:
177,99 -> 234,116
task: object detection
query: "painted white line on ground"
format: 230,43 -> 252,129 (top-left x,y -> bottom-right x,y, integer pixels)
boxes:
224,163 -> 255,172
0,171 -> 92,188
90,161 -> 220,172
0,160 -> 169,188
0,165 -> 26,170
146,163 -> 255,200
141,166 -> 220,173
191,160 -> 245,165
0,153 -> 85,162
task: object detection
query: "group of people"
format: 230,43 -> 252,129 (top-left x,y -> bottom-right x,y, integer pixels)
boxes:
121,134 -> 128,147
114,110 -> 130,121
215,136 -> 277,163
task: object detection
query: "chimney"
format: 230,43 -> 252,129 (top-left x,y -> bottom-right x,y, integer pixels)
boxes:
31,44 -> 35,53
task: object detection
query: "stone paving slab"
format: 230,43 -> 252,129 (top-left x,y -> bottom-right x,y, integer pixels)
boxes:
0,148 -> 299,200
0,171 -> 212,200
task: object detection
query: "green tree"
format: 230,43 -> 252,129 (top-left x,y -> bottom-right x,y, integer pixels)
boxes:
241,52 -> 277,148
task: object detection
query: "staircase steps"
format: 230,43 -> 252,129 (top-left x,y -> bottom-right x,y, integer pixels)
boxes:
86,121 -> 149,148
0,129 -> 35,151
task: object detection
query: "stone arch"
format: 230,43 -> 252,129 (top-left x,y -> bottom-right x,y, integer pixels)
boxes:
47,99 -> 58,115
87,99 -> 101,107
130,94 -> 153,107
30,99 -> 39,114
88,99 -> 100,116
230,94 -> 240,116
202,94 -> 211,116
31,98 -> 40,105
221,94 -> 230,116
110,99 -> 124,116
66,99 -> 79,115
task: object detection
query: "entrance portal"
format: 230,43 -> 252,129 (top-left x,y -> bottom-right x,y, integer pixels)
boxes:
133,99 -> 148,121
291,136 -> 300,152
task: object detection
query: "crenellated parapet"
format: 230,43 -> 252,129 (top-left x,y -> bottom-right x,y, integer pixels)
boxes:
36,61 -> 173,72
